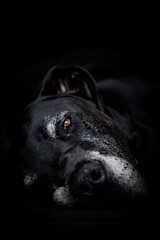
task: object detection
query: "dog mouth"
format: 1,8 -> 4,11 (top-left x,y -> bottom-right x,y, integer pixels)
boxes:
52,186 -> 75,207
52,152 -> 147,208
23,153 -> 147,207
52,160 -> 107,208
52,186 -> 104,208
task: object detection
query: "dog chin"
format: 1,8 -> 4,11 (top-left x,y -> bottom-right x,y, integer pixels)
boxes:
52,186 -> 101,208
53,186 -> 75,207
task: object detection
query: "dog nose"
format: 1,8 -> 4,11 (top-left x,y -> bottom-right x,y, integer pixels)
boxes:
70,162 -> 106,198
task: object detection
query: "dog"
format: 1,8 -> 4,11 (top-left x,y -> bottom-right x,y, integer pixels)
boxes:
15,65 -> 159,209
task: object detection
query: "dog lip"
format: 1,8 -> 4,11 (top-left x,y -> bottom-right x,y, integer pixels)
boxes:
52,186 -> 75,207
52,185 -> 104,208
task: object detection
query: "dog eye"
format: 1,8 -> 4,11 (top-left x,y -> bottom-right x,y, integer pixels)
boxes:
63,118 -> 71,130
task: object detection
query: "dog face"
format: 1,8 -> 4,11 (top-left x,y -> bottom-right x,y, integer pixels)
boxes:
19,66 -> 146,207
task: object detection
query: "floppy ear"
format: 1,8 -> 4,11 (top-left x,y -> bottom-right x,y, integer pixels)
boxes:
39,66 -> 104,111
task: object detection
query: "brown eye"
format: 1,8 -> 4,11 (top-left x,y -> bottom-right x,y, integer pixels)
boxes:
63,118 -> 71,129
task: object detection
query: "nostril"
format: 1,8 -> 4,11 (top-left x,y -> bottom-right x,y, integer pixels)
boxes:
70,162 -> 106,198
90,169 -> 102,181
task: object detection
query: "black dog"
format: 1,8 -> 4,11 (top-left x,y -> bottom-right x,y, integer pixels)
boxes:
15,65 -> 159,208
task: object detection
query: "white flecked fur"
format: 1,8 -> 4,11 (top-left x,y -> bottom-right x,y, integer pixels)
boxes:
45,111 -> 68,138
24,172 -> 38,186
53,186 -> 74,206
52,151 -> 145,206
85,151 -> 145,195
46,118 -> 57,138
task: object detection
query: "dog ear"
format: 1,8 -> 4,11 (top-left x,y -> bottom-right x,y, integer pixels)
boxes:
39,66 -> 104,111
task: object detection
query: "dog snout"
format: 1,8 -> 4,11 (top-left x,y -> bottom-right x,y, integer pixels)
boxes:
70,162 -> 106,199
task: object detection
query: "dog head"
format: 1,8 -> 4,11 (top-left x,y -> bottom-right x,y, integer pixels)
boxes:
19,66 -> 146,207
